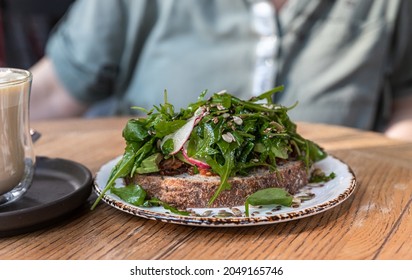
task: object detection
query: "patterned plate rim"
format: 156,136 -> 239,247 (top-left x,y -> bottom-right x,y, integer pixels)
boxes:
93,155 -> 356,227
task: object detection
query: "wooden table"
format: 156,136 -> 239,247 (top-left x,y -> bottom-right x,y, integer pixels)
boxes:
1,117 -> 411,260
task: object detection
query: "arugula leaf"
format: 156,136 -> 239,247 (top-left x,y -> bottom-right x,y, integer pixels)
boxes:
245,188 -> 293,216
270,138 -> 290,159
238,141 -> 255,163
249,85 -> 284,103
111,184 -> 147,206
144,198 -> 191,216
188,122 -> 220,159
91,142 -> 139,210
161,138 -> 174,155
310,169 -> 336,183
206,140 -> 237,205
154,119 -> 187,138
131,138 -> 157,175
211,92 -> 232,108
305,139 -> 328,162
135,153 -> 163,174
123,119 -> 149,142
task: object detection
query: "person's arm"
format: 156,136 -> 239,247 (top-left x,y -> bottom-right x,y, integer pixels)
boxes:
384,94 -> 412,142
29,57 -> 88,120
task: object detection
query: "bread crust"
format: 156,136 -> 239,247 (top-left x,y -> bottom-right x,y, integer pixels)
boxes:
124,160 -> 308,209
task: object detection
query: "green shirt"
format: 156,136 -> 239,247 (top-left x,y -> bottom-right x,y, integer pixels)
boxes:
47,0 -> 412,131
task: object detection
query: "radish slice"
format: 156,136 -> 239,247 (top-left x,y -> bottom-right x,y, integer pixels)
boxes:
160,107 -> 205,155
182,142 -> 211,169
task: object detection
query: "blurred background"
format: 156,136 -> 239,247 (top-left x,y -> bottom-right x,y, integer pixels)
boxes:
0,0 -> 74,68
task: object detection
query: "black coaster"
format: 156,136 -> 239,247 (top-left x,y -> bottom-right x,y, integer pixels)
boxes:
0,156 -> 93,237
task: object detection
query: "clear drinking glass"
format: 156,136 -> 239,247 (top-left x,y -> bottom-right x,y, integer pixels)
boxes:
0,68 -> 35,206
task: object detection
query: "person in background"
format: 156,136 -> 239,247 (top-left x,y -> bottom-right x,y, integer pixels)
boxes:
29,0 -> 412,142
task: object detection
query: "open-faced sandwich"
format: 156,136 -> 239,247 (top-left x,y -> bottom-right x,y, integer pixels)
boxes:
92,86 -> 331,214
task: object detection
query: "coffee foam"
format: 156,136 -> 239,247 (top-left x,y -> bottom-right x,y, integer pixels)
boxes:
0,69 -> 27,85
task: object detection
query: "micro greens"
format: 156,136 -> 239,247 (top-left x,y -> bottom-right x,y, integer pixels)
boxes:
91,86 -> 327,210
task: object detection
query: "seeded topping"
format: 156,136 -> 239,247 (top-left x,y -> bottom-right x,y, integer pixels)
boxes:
91,87 -> 328,211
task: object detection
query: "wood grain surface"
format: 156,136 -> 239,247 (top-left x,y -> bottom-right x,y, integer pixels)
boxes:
1,117 -> 411,260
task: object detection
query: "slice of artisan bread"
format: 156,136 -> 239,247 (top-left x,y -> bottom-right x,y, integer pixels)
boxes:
124,160 -> 308,209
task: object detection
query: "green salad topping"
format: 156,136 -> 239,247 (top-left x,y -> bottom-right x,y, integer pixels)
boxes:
91,86 -> 327,211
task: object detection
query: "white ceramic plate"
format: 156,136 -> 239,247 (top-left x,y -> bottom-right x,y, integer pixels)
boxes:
94,155 -> 356,227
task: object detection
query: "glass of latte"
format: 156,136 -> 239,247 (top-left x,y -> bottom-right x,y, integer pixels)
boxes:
0,68 -> 35,206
